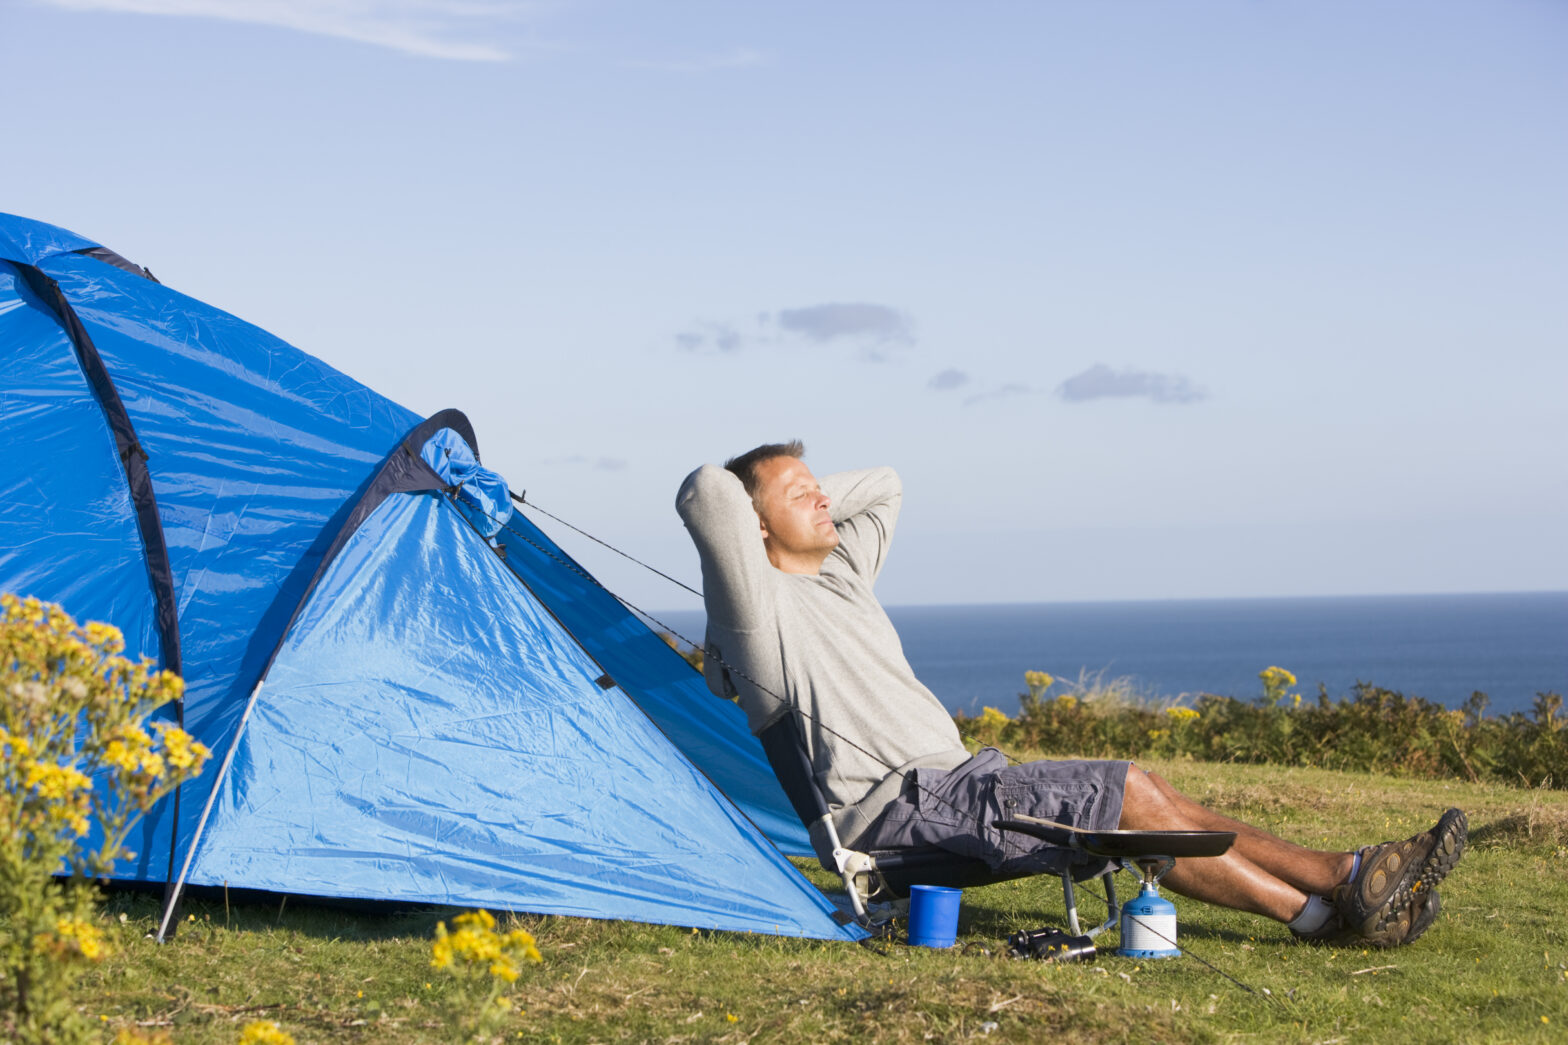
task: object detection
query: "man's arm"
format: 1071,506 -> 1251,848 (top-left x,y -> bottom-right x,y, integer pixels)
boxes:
676,464 -> 788,716
675,463 -> 775,637
821,466 -> 902,582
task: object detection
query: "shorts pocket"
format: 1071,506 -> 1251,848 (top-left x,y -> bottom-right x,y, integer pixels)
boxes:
992,780 -> 1100,860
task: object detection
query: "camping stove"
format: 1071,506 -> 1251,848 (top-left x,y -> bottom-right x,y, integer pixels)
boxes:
1117,855 -> 1180,958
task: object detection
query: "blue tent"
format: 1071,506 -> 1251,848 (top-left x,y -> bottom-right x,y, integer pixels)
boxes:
0,213 -> 854,942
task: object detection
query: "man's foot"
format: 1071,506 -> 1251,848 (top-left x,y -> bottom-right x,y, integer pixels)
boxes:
1403,889 -> 1441,945
1337,808 -> 1466,940
1292,890 -> 1441,949
1360,889 -> 1442,949
1289,910 -> 1353,945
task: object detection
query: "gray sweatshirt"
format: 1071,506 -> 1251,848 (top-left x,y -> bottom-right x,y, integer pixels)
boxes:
675,464 -> 971,843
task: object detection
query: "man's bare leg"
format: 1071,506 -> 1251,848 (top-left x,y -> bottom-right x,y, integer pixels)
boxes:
1115,767 -> 1351,923
1141,769 -> 1355,896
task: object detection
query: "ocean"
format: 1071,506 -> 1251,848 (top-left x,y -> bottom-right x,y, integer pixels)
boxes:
651,591 -> 1567,719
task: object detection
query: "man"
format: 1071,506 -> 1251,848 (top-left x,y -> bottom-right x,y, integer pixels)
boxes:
677,441 -> 1466,946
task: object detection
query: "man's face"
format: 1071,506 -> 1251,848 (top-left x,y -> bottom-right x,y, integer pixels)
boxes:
753,455 -> 838,569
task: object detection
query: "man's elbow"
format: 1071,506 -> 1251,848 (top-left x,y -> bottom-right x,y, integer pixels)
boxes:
677,464 -> 749,521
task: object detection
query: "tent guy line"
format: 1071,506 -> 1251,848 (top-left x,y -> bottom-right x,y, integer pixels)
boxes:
514,492 -> 704,599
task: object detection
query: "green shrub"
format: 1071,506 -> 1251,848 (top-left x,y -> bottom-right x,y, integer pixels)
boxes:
1,594 -> 211,1044
955,667 -> 1568,790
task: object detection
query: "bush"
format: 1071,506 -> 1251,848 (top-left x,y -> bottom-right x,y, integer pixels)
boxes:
954,666 -> 1568,790
1,594 -> 211,1045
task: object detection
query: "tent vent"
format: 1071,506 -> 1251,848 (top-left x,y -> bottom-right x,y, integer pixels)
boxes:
594,674 -> 617,691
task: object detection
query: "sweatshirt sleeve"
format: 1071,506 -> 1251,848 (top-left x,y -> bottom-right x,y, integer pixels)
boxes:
821,466 -> 902,583
675,465 -> 780,706
675,464 -> 775,632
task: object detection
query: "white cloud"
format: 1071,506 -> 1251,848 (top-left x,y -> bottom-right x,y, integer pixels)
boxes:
1056,364 -> 1208,405
38,0 -> 542,61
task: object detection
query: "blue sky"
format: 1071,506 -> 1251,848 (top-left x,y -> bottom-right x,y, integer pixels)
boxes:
4,0 -> 1564,611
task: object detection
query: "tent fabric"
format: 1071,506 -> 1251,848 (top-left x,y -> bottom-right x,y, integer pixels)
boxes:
0,212 -> 854,941
492,511 -> 813,856
191,486 -> 850,936
420,425 -> 512,536
0,262 -> 158,665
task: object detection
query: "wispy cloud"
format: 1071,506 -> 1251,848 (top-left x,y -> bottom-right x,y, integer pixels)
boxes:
675,301 -> 914,360
629,47 -> 764,73
1056,364 -> 1207,405
774,303 -> 913,345
928,368 -> 969,391
963,382 -> 1035,407
40,0 -> 539,61
673,322 -> 743,354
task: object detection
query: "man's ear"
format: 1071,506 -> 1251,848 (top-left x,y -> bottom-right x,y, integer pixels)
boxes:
756,512 -> 770,541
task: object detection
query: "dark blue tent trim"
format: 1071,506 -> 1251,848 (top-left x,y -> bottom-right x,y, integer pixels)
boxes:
262,410 -> 478,666
12,262 -> 183,681
73,246 -> 159,283
12,257 -> 190,920
310,409 -> 476,584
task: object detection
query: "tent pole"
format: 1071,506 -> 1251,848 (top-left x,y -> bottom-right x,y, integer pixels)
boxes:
155,680 -> 265,943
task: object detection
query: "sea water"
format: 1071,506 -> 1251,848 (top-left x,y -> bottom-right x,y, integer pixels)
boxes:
653,591 -> 1567,718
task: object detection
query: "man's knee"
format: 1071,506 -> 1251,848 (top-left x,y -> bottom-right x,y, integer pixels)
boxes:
1117,767 -> 1185,830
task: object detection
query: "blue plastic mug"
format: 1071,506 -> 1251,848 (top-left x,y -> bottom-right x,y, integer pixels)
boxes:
907,884 -> 961,948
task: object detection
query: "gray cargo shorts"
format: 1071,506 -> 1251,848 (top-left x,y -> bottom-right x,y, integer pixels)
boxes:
851,748 -> 1131,879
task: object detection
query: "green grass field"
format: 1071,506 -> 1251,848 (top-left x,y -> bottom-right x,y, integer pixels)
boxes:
76,759 -> 1568,1044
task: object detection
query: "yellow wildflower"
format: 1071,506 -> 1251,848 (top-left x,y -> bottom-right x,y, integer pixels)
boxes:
84,620 -> 126,653
1055,694 -> 1077,710
24,760 -> 92,801
104,738 -> 141,774
431,910 -> 541,982
430,934 -> 455,969
45,917 -> 110,962
238,1020 -> 296,1045
978,706 -> 1010,730
1165,706 -> 1200,723
157,725 -> 209,771
505,928 -> 543,964
1259,666 -> 1297,689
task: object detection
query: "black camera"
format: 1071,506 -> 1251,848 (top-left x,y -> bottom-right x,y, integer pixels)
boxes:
1007,927 -> 1096,963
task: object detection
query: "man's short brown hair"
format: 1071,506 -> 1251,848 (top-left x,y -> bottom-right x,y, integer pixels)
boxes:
724,440 -> 805,504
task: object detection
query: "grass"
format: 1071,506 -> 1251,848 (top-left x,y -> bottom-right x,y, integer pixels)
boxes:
69,757 -> 1568,1044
